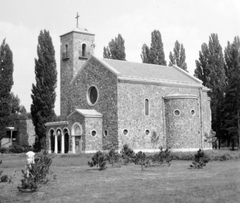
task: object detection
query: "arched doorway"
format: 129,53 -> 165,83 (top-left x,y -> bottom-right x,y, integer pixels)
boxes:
63,128 -> 69,153
50,129 -> 55,153
71,122 -> 83,154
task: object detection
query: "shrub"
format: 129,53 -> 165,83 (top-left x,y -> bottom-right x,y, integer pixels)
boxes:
0,147 -> 7,153
134,151 -> 150,170
0,160 -> 13,183
88,151 -> 107,171
152,147 -> 172,166
120,144 -> 135,165
106,148 -> 120,167
18,150 -> 53,192
190,149 -> 209,169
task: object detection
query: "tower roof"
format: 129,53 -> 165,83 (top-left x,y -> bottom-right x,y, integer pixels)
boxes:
60,27 -> 95,37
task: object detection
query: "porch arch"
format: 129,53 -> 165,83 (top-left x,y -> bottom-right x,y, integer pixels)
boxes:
71,122 -> 83,154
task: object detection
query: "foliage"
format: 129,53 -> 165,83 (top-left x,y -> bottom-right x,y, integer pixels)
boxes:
152,147 -> 172,166
106,148 -> 119,167
0,39 -> 14,140
18,151 -> 53,192
169,40 -> 188,71
141,30 -> 166,65
120,144 -> 135,165
0,160 -> 13,183
31,30 -> 57,151
194,34 -> 226,147
103,34 -> 126,60
223,36 -> 240,149
134,151 -> 150,170
190,149 -> 209,169
88,151 -> 107,170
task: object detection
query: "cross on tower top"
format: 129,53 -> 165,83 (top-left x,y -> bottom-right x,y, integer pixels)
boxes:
75,12 -> 80,28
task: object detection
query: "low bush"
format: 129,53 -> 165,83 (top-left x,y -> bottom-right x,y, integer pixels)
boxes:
0,160 -> 13,183
134,151 -> 150,170
190,149 -> 209,169
120,144 -> 135,165
88,151 -> 107,171
152,147 -> 172,166
106,148 -> 120,167
18,150 -> 54,192
172,149 -> 240,161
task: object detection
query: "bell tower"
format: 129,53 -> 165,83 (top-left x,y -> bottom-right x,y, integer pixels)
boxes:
60,14 -> 95,117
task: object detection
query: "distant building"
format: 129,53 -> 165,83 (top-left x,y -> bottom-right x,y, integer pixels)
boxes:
45,22 -> 212,154
0,119 -> 35,148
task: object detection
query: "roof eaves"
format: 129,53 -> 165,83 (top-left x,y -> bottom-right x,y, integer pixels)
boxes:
45,121 -> 68,126
118,76 -> 203,88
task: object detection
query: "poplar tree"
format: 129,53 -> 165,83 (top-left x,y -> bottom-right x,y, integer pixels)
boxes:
169,40 -> 188,71
194,34 -> 226,147
141,30 -> 166,65
103,34 -> 126,60
223,36 -> 240,149
31,30 -> 57,151
0,39 -> 13,140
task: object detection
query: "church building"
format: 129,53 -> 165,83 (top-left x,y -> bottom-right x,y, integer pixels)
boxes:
45,22 -> 212,154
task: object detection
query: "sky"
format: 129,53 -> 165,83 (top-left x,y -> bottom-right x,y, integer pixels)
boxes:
0,0 -> 239,115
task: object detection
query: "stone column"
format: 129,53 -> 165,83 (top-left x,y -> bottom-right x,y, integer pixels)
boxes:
48,136 -> 51,154
54,135 -> 58,154
72,136 -> 75,154
61,133 -> 65,154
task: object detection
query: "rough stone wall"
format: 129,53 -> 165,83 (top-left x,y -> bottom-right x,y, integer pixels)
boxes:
118,82 -> 201,150
165,98 -> 200,149
202,91 -> 212,148
60,31 -> 95,117
70,57 -> 118,150
85,117 -> 102,152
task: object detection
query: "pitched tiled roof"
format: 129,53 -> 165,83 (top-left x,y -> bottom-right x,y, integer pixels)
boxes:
99,58 -> 202,85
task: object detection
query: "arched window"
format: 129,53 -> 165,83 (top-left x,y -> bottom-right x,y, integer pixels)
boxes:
82,43 -> 86,57
145,99 -> 149,116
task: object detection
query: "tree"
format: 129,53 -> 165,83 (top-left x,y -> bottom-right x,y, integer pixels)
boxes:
169,40 -> 188,71
194,34 -> 226,148
141,30 -> 166,65
31,30 -> 57,151
103,34 -> 126,60
0,39 -> 13,140
223,36 -> 240,149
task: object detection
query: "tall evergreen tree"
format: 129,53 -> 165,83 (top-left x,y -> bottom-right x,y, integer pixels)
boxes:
169,40 -> 188,71
103,34 -> 126,60
194,34 -> 226,147
0,39 -> 13,140
223,36 -> 240,149
141,30 -> 166,65
31,30 -> 57,151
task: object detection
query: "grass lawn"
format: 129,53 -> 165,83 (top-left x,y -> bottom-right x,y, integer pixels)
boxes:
0,153 -> 240,203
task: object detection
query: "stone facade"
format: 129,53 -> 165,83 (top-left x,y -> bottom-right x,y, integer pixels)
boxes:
60,29 -> 95,117
45,25 -> 212,154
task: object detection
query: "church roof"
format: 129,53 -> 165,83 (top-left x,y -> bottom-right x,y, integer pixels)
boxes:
98,57 -> 202,86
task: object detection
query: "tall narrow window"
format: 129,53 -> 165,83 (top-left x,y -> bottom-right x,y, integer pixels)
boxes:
82,43 -> 86,57
145,99 -> 149,116
65,44 -> 68,58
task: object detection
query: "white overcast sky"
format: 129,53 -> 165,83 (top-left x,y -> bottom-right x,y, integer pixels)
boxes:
0,0 -> 239,115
